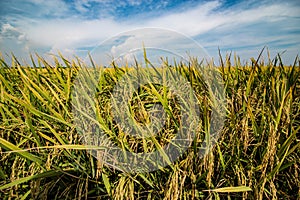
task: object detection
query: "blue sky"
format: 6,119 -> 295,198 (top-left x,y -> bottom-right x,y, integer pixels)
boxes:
0,0 -> 299,65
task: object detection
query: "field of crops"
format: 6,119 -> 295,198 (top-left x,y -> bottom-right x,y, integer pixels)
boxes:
0,52 -> 299,199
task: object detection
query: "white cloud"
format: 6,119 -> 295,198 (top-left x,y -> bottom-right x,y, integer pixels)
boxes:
85,27 -> 212,67
144,1 -> 300,36
2,0 -> 223,54
144,1 -> 223,35
0,0 -> 299,64
126,0 -> 143,6
26,0 -> 70,17
0,24 -> 25,40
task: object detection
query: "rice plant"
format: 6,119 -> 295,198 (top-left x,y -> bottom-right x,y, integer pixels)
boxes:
0,51 -> 299,199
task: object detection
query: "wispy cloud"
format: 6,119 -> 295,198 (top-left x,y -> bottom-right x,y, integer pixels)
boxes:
0,0 -> 299,64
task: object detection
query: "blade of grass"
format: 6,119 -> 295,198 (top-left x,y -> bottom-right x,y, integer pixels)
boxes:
0,138 -> 42,164
203,186 -> 252,193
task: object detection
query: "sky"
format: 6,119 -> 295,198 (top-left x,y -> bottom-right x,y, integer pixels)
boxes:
0,0 -> 299,65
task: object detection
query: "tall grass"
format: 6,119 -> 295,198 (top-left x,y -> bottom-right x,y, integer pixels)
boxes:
0,51 -> 299,199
